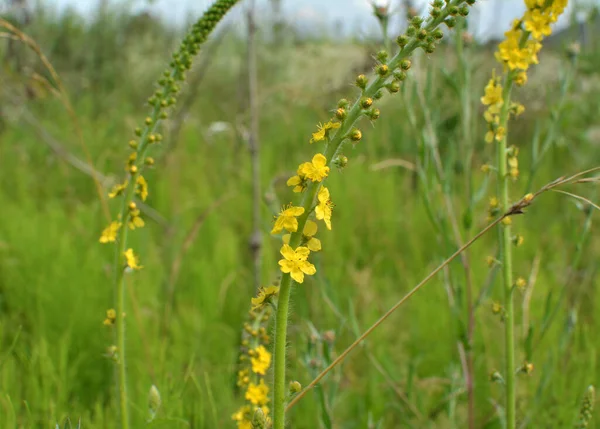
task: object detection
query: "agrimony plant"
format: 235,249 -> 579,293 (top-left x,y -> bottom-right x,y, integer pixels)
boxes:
265,1 -> 477,427
97,1 -> 240,427
479,1 -> 567,427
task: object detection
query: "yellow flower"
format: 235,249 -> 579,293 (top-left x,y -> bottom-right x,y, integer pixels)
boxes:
245,379 -> 269,406
136,175 -> 148,201
496,29 -> 538,71
524,0 -> 544,9
481,77 -> 503,108
523,9 -> 552,40
124,248 -> 143,270
514,71 -> 528,86
251,285 -> 280,310
108,181 -> 128,198
99,221 -> 122,243
495,126 -> 506,142
250,345 -> 272,375
315,186 -> 333,230
286,175 -> 306,193
549,0 -> 567,18
298,154 -> 330,182
271,205 -> 305,234
278,244 -> 316,283
128,209 -> 145,230
282,220 -> 321,251
232,405 -> 252,427
103,308 -> 117,326
310,121 -> 341,143
302,220 -> 322,251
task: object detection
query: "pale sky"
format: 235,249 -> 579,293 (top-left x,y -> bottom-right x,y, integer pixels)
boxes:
23,0 -> 594,41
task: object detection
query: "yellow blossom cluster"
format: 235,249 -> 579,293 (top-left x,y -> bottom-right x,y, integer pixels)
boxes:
233,305 -> 273,429
481,0 -> 567,182
495,0 -> 567,74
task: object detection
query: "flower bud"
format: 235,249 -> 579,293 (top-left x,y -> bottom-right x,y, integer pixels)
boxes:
424,43 -> 436,54
393,70 -> 407,81
490,371 -> 504,384
134,127 -> 142,137
386,81 -> 400,93
396,35 -> 409,48
128,140 -> 138,149
366,108 -> 380,121
145,116 -> 153,126
148,385 -> 161,421
360,97 -> 373,109
289,380 -> 302,394
400,60 -> 412,71
350,128 -> 362,142
335,107 -> 347,121
459,5 -> 470,16
445,17 -> 457,28
333,155 -> 348,169
356,74 -> 368,90
417,29 -> 427,41
432,29 -> 444,40
430,7 -> 441,18
376,64 -> 389,77
410,16 -> 423,28
373,90 -> 383,100
376,50 -> 388,62
337,98 -> 349,108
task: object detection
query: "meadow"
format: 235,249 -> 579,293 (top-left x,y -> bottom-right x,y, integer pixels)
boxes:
1,1 -> 600,428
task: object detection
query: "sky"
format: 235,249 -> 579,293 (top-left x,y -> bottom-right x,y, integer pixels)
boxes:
21,0 -> 594,41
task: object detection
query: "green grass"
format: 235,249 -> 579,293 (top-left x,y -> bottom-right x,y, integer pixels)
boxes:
1,5 -> 600,428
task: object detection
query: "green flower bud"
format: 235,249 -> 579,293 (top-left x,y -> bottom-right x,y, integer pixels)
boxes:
350,128 -> 362,142
396,35 -> 409,48
356,74 -> 368,89
386,81 -> 400,93
376,64 -> 389,77
400,60 -> 412,71
337,98 -> 349,108
360,97 -> 373,109
289,380 -> 302,394
375,50 -> 388,62
393,70 -> 407,81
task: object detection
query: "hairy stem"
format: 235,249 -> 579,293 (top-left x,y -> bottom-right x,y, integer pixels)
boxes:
498,75 -> 516,429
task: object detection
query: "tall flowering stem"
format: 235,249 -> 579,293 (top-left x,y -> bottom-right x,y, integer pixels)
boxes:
481,1 -> 567,427
98,1 -> 240,427
270,1 -> 477,428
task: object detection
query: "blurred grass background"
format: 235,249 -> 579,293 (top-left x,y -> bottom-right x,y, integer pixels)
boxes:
2,1 -> 600,427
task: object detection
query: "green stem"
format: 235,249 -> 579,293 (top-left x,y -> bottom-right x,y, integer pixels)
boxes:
272,277 -> 291,428
497,75 -> 515,429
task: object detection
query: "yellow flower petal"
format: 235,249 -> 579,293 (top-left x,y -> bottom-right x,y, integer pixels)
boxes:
303,220 -> 318,237
307,237 -> 321,252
